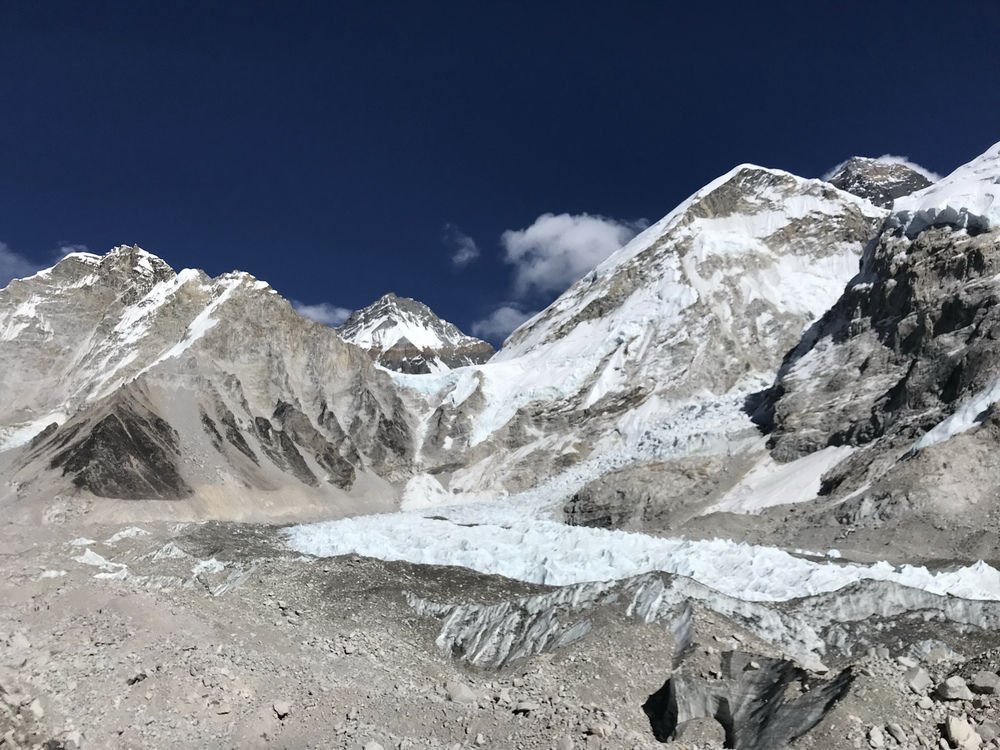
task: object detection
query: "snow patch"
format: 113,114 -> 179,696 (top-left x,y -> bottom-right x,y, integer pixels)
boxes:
73,549 -> 127,572
0,412 -> 67,452
105,527 -> 151,544
707,445 -> 854,515
192,558 -> 226,576
911,375 -> 1000,452
399,474 -> 451,511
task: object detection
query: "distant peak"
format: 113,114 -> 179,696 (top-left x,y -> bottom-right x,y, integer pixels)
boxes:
338,292 -> 494,373
824,157 -> 934,207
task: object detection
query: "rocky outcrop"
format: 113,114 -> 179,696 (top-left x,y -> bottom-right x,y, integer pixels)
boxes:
563,456 -> 734,532
825,157 -> 933,207
726,142 -> 1000,555
47,384 -> 191,500
643,650 -> 853,749
338,292 -> 494,373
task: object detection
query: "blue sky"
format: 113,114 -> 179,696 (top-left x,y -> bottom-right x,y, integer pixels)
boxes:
1,1 -> 998,343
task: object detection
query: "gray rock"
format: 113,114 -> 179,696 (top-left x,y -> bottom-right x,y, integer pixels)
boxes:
363,743 -> 385,750
446,681 -> 478,704
938,676 -> 976,701
977,721 -> 999,743
556,736 -> 574,750
644,651 -> 853,750
905,667 -> 933,693
886,723 -> 906,744
272,700 -> 291,719
945,716 -> 982,749
514,701 -> 541,714
868,725 -> 884,747
969,670 -> 1000,695
826,156 -> 933,208
9,633 -> 30,650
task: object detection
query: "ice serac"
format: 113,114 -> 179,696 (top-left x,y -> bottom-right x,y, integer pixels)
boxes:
752,140 -> 1000,558
0,245 -> 413,520
337,292 -> 494,374
825,156 -> 934,208
396,165 -> 885,496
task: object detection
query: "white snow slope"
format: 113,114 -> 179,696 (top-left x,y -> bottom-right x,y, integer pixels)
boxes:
894,140 -> 1000,237
391,163 -> 884,498
287,154 -> 1000,607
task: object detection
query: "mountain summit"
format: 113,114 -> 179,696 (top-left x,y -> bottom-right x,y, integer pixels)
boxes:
825,156 -> 934,207
338,292 -> 494,374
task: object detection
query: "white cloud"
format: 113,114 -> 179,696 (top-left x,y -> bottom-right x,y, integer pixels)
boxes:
471,305 -> 539,342
56,242 -> 91,257
874,154 -> 942,182
0,242 -> 47,288
501,213 -> 645,297
445,224 -> 480,267
292,301 -> 352,327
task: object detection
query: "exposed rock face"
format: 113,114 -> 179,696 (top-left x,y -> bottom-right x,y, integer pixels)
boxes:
0,246 -> 412,518
338,293 -> 494,374
737,142 -> 1000,556
826,157 -> 934,207
763,224 -> 1000,462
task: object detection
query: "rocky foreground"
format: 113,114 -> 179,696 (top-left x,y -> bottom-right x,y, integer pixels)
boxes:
2,520 -> 1000,750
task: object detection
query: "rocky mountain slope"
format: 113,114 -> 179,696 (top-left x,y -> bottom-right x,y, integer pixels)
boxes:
338,293 -> 494,374
558,142 -> 1000,564
0,246 -> 413,522
741,141 -> 1000,559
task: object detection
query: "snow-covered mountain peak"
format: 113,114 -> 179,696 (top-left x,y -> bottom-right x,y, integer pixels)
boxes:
892,140 -> 1000,238
392,163 -> 887,495
500,164 -> 883,360
0,245 -> 414,513
824,156 -> 934,207
338,292 -> 493,374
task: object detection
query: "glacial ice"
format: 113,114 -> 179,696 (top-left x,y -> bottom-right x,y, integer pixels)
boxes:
285,509 -> 1000,602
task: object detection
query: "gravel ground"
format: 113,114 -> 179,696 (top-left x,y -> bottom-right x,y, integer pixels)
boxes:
2,520 -> 999,750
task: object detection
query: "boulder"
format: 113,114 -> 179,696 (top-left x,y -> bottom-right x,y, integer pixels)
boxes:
445,681 -> 478,704
938,676 -> 975,701
969,671 -> 1000,695
905,667 -> 933,693
945,716 -> 982,749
